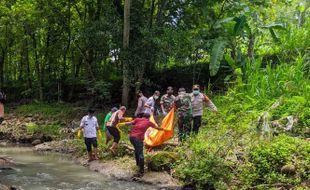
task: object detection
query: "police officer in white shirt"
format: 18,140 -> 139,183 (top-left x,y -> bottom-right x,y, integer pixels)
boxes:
77,109 -> 99,162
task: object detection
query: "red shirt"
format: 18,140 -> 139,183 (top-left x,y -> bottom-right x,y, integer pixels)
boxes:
129,118 -> 157,140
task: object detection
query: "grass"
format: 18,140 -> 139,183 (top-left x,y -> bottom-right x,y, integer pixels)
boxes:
16,102 -> 79,119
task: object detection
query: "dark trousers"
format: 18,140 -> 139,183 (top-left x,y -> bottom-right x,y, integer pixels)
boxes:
130,137 -> 144,174
178,115 -> 192,142
192,116 -> 202,134
84,137 -> 98,152
107,126 -> 120,143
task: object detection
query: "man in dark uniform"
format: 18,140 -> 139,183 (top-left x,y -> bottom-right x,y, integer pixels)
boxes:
174,88 -> 192,142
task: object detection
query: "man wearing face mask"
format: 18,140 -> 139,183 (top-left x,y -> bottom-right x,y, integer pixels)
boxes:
190,84 -> 217,134
160,87 -> 175,116
144,91 -> 160,115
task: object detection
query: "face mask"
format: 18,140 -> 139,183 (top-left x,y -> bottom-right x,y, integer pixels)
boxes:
154,95 -> 159,100
193,90 -> 200,95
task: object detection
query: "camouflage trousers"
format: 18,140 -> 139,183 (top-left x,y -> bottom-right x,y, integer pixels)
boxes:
177,114 -> 192,142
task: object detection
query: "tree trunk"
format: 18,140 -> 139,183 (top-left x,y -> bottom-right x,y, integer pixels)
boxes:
122,0 -> 131,106
149,0 -> 155,28
32,34 -> 43,100
0,49 -> 5,89
247,34 -> 255,59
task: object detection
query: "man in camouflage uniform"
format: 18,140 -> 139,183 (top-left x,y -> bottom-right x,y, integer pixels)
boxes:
160,86 -> 175,116
174,88 -> 192,142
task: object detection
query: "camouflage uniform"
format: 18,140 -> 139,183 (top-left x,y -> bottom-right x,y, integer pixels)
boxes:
160,94 -> 175,113
174,92 -> 192,142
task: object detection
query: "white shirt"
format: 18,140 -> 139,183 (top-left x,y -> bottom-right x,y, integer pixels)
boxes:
80,115 -> 98,138
144,97 -> 155,114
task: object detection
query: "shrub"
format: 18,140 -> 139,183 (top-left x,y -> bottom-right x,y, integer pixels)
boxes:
174,129 -> 240,189
239,135 -> 310,189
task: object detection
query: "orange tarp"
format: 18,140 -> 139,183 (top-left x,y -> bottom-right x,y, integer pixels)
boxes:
144,107 -> 175,147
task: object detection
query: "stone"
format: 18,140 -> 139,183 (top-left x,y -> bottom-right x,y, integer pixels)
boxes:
32,139 -> 42,146
281,164 -> 296,175
0,157 -> 16,166
0,184 -> 10,190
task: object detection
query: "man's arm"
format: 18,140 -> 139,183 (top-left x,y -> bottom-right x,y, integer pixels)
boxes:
95,118 -> 99,131
75,117 -> 85,132
149,122 -> 164,131
204,95 -> 217,112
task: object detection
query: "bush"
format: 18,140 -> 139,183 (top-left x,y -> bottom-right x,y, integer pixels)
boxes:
239,135 -> 310,189
174,129 -> 240,189
26,122 -> 61,137
146,151 -> 178,172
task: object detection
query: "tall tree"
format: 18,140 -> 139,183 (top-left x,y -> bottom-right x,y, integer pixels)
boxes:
122,0 -> 131,106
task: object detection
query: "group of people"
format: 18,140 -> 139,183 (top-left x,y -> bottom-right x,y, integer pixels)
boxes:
78,84 -> 217,177
136,84 -> 217,141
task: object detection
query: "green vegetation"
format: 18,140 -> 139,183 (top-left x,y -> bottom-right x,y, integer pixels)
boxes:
17,102 -> 79,119
173,55 -> 310,189
25,122 -> 61,137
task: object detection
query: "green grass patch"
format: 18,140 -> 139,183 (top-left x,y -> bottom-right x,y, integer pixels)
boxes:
17,102 -> 77,119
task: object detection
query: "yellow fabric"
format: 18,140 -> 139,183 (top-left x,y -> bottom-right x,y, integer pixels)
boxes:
76,129 -> 103,143
144,108 -> 175,147
124,117 -> 133,122
76,129 -> 82,138
116,122 -> 126,128
97,130 -> 103,143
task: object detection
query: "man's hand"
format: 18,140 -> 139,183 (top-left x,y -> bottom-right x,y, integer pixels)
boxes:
162,111 -> 167,116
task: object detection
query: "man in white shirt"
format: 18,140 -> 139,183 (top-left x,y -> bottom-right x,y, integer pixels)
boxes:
190,84 -> 217,134
77,109 -> 99,162
144,91 -> 160,115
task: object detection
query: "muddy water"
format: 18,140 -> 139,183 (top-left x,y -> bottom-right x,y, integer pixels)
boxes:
0,146 -> 157,190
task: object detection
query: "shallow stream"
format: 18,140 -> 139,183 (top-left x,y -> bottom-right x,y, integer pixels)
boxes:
0,146 -> 157,190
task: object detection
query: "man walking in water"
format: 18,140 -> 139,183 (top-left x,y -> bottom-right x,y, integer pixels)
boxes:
77,109 -> 100,162
134,90 -> 147,117
160,86 -> 175,116
190,84 -> 217,134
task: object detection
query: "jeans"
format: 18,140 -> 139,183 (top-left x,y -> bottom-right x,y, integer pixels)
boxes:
130,137 -> 144,174
192,116 -> 202,134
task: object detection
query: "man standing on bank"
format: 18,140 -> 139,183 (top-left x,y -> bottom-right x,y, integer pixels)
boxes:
134,90 -> 147,117
78,109 -> 100,162
160,86 -> 175,116
144,91 -> 160,115
190,84 -> 217,134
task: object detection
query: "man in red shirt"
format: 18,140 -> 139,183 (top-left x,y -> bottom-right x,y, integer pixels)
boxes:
124,112 -> 163,177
